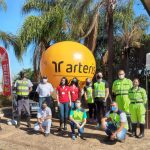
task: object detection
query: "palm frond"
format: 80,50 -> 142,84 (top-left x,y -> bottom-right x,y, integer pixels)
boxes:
22,0 -> 55,14
0,31 -> 23,60
0,0 -> 7,11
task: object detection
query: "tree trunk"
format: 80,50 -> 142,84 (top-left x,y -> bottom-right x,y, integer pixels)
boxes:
107,0 -> 114,86
33,41 -> 46,82
84,16 -> 99,53
121,47 -> 129,76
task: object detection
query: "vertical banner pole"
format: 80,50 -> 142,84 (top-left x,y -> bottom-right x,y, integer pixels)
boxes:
146,71 -> 149,129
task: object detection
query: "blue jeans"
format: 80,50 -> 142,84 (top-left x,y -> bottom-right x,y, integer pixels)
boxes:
59,102 -> 69,123
71,102 -> 76,110
70,121 -> 84,135
105,122 -> 127,140
34,119 -> 51,134
39,97 -> 51,108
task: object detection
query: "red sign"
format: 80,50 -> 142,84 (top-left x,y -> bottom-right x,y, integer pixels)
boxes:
0,47 -> 11,96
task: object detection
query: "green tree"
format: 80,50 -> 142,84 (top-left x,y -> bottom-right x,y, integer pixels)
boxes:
19,0 -> 68,81
14,68 -> 34,82
0,32 -> 23,60
0,0 -> 23,60
114,0 -> 149,75
64,0 -> 107,52
0,0 -> 6,11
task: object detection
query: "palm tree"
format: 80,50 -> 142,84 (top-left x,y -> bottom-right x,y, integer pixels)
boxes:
0,32 -> 24,60
0,0 -> 6,11
0,1 -> 23,60
114,0 -> 149,74
64,0 -> 106,52
20,0 -> 68,81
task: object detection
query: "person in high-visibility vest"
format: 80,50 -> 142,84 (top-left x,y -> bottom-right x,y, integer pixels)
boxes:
129,78 -> 147,138
84,78 -> 96,123
101,102 -> 128,142
94,72 -> 109,128
69,99 -> 87,140
14,72 -> 33,128
112,70 -> 133,132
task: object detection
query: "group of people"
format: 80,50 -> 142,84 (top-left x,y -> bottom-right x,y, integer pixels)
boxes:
12,69 -> 147,142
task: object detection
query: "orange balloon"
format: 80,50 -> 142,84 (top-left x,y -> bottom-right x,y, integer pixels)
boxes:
40,41 -> 96,88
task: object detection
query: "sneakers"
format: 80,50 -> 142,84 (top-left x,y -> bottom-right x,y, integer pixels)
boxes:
44,133 -> 50,137
78,133 -> 86,140
15,123 -> 20,128
95,123 -> 101,129
72,135 -> 76,140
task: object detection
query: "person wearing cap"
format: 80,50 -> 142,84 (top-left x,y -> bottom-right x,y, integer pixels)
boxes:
94,72 -> 109,128
56,77 -> 71,131
14,72 -> 33,128
34,101 -> 52,137
101,102 -> 128,142
84,78 -> 96,123
70,77 -> 81,109
69,100 -> 87,140
129,78 -> 147,138
36,76 -> 54,108
112,70 -> 133,132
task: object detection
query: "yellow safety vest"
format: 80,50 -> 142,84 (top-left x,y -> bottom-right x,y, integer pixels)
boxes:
16,80 -> 29,96
94,81 -> 106,98
129,87 -> 147,104
112,78 -> 132,95
73,108 -> 85,123
86,87 -> 94,103
109,110 -> 128,130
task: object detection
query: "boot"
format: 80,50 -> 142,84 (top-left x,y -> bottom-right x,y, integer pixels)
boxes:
130,123 -> 137,137
127,115 -> 132,133
138,124 -> 145,138
27,116 -> 31,128
16,116 -> 21,128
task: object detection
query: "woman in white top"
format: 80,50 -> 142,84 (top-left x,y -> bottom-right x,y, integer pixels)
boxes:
36,76 -> 54,108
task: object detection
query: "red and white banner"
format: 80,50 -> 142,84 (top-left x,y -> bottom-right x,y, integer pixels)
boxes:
0,47 -> 11,96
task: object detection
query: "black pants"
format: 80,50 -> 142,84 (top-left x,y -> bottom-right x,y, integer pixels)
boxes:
95,98 -> 106,124
88,103 -> 96,119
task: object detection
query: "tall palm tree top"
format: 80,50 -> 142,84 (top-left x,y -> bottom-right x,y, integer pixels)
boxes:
0,0 -> 7,11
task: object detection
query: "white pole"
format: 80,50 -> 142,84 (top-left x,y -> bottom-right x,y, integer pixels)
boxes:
146,71 -> 149,129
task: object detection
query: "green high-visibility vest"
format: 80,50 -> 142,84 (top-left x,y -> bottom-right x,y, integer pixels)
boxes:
73,108 -> 85,122
129,87 -> 147,103
16,80 -> 29,96
109,110 -> 128,130
86,87 -> 94,103
94,81 -> 106,98
112,78 -> 132,95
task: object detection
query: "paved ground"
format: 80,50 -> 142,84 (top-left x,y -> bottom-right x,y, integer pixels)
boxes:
0,117 -> 150,150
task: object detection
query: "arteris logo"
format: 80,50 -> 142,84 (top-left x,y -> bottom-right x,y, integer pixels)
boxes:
52,61 -> 96,74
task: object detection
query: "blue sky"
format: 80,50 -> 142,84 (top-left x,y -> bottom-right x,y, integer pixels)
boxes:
0,0 -> 149,79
